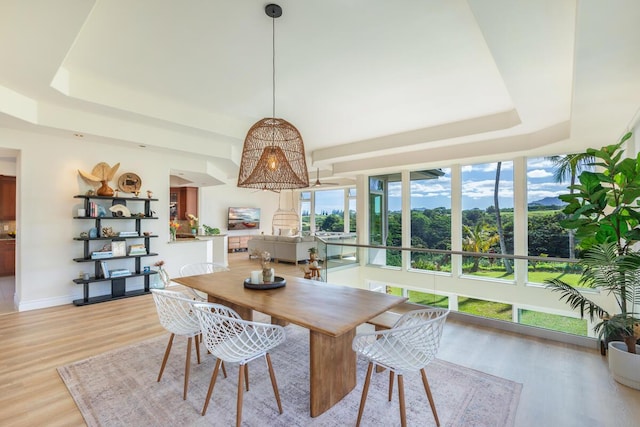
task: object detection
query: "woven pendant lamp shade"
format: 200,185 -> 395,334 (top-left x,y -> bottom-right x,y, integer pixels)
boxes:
237,118 -> 309,191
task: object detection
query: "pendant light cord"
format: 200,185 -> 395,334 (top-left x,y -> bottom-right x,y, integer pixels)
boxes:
272,14 -> 276,119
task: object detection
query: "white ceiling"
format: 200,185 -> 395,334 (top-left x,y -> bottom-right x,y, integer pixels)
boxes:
1,0 -> 639,186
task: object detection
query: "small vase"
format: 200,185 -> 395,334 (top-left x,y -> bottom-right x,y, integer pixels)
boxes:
158,267 -> 170,288
151,267 -> 170,289
169,230 -> 176,242
96,180 -> 114,197
262,266 -> 273,283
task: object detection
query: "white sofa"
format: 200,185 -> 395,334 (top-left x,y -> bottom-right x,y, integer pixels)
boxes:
247,235 -> 317,265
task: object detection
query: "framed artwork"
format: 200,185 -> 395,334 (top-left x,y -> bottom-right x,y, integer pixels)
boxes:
111,241 -> 126,257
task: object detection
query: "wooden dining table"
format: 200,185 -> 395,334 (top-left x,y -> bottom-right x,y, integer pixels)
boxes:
173,270 -> 407,417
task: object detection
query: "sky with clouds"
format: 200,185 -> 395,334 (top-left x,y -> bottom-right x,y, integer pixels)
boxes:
311,157 -> 578,212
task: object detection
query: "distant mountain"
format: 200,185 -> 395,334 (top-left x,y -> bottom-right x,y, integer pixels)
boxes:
528,196 -> 565,207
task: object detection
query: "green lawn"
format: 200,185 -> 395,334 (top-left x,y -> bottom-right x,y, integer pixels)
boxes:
407,290 -> 449,308
464,270 -> 515,281
386,285 -> 588,335
458,297 -> 512,321
520,309 -> 587,336
464,269 -> 583,287
527,270 -> 582,286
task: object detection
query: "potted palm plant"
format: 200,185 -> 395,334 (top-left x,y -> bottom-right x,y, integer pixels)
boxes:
545,131 -> 640,389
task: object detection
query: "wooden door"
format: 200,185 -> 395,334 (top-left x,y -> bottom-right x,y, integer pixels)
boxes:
0,175 -> 16,220
0,240 -> 15,276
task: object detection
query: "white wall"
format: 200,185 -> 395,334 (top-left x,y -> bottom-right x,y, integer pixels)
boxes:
0,156 -> 17,175
0,127 -> 279,311
199,185 -> 278,238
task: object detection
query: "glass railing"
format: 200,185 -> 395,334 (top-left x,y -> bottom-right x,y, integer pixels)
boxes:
316,238 -> 600,344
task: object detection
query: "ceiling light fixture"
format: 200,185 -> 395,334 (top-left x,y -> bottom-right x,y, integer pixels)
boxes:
237,3 -> 309,192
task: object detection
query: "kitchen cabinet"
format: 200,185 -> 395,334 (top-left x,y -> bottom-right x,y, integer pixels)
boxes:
0,240 -> 15,276
0,175 -> 16,220
169,186 -> 198,220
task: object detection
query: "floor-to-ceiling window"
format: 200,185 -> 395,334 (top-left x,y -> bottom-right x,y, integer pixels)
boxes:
300,191 -> 311,233
315,189 -> 347,233
299,188 -> 356,235
348,188 -> 357,233
409,169 -> 451,272
461,161 -> 514,280
368,174 -> 402,267
309,142 -> 630,340
521,156 -> 588,335
525,156 -> 577,277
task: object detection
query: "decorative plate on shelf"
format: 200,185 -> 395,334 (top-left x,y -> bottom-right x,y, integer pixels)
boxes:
117,172 -> 142,193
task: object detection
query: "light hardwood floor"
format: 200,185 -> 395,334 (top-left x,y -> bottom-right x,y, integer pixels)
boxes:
0,275 -> 16,314
0,252 -> 638,426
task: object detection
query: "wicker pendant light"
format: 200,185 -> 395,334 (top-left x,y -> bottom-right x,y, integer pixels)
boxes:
237,4 -> 309,191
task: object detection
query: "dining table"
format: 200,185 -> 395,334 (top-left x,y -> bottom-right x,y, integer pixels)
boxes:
173,269 -> 407,417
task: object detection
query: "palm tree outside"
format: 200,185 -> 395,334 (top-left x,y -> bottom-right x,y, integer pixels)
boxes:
545,153 -> 595,259
462,222 -> 500,272
494,161 -> 513,274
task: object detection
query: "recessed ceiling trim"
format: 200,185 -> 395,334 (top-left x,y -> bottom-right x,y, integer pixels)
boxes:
331,121 -> 570,176
312,109 -> 521,165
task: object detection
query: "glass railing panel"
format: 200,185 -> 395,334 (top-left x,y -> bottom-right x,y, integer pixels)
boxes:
315,235 -> 360,280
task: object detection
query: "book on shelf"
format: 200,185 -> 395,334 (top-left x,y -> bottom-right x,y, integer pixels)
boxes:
118,231 -> 139,237
100,261 -> 110,278
91,251 -> 113,259
88,201 -> 100,218
109,268 -> 130,278
128,244 -> 147,255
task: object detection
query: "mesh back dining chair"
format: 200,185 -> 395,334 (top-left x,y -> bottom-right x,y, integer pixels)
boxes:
352,308 -> 449,427
179,262 -> 230,301
193,302 -> 287,427
151,289 -> 222,400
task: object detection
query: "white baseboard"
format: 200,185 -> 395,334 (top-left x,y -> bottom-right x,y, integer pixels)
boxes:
17,294 -> 75,312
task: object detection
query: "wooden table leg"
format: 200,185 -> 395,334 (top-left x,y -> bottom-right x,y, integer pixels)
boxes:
309,329 -> 356,417
270,316 -> 290,327
207,296 -> 253,321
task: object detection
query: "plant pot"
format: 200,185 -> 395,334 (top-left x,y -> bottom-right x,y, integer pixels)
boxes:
608,341 -> 640,390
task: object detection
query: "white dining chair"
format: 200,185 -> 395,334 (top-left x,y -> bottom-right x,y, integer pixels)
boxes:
179,262 -> 230,301
352,308 -> 449,427
150,289 -> 226,400
193,302 -> 286,427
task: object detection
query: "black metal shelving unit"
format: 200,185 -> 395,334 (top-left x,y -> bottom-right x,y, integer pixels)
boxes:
72,195 -> 159,306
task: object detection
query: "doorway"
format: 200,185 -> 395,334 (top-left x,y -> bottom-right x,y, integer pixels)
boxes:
0,151 -> 17,314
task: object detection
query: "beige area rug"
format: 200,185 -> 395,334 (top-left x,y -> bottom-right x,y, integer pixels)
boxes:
58,321 -> 522,427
